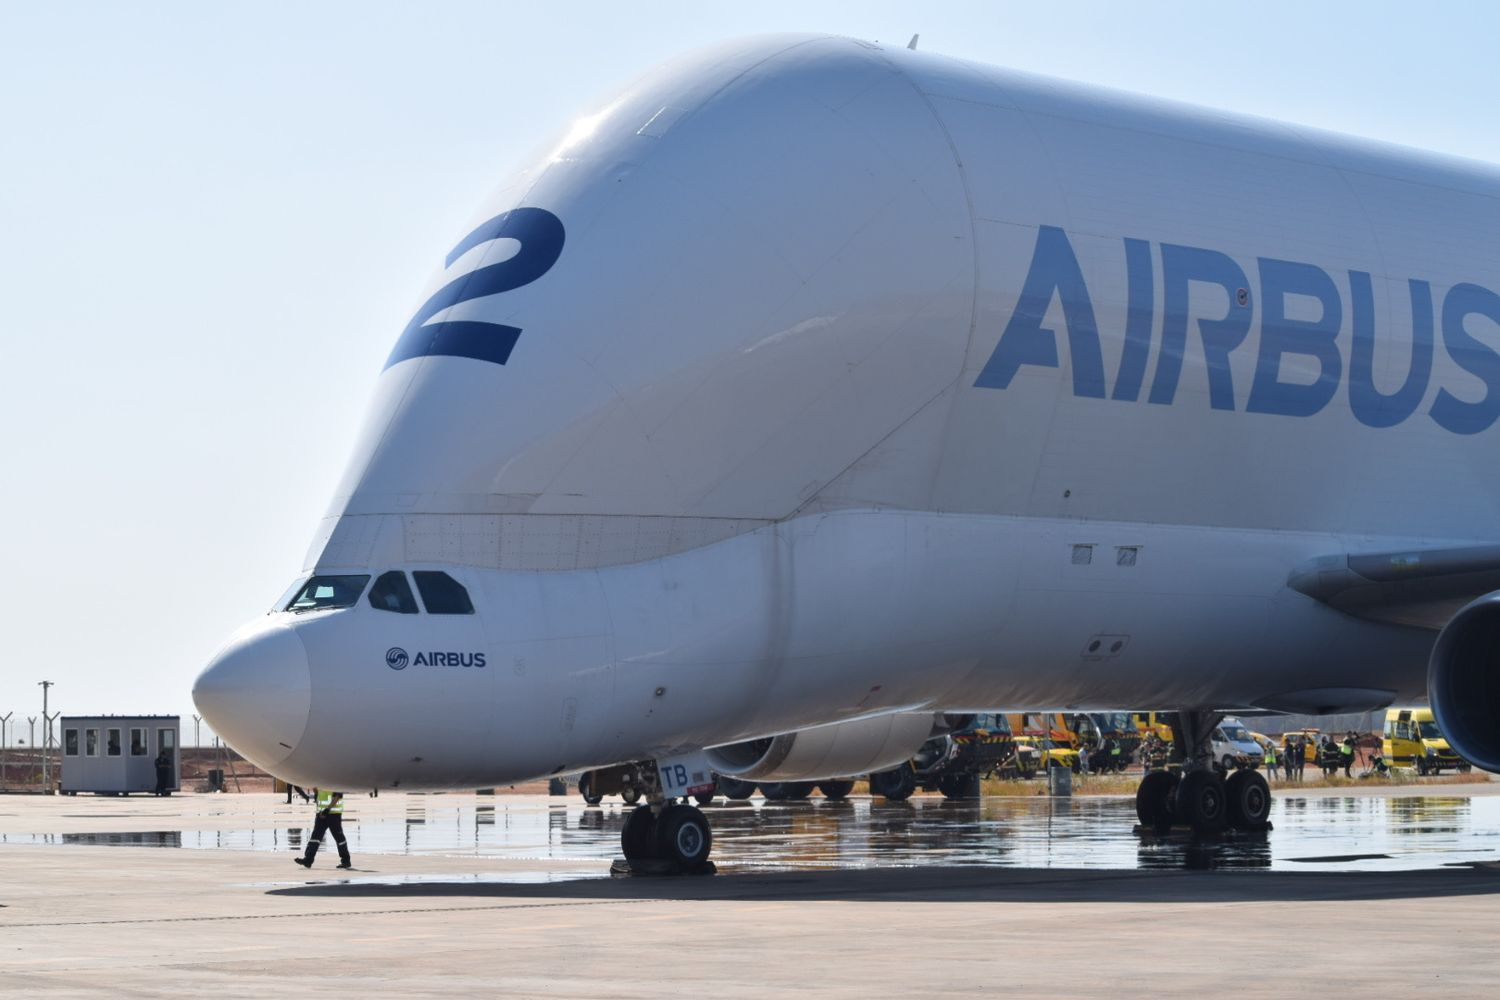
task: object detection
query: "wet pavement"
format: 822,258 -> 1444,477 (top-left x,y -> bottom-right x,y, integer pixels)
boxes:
4,791 -> 1498,878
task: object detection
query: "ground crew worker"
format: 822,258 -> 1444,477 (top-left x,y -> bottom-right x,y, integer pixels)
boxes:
1079,743 -> 1091,774
295,789 -> 352,870
1282,735 -> 1297,780
153,750 -> 172,796
1108,738 -> 1123,772
1340,735 -> 1356,778
1263,741 -> 1278,780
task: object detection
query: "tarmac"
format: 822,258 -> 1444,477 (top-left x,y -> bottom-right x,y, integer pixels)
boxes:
3,783 -> 1499,997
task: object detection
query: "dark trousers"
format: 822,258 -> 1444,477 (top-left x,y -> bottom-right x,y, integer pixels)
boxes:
304,813 -> 351,867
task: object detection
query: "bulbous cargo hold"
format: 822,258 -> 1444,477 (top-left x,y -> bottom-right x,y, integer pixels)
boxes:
316,33 -> 974,560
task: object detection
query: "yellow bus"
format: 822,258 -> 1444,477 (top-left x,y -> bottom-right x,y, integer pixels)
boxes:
1383,708 -> 1471,775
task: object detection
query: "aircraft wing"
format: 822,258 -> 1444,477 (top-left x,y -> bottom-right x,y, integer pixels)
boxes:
1289,545 -> 1500,630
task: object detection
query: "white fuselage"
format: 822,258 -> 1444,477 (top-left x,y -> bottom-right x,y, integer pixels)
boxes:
195,34 -> 1500,790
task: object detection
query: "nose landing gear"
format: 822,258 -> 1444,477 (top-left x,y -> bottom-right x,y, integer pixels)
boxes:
1135,711 -> 1272,835
616,759 -> 717,875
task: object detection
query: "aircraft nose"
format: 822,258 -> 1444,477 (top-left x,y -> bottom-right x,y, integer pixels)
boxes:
192,622 -> 311,770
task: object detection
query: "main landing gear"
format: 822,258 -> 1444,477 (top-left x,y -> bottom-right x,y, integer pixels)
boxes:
1135,710 -> 1272,836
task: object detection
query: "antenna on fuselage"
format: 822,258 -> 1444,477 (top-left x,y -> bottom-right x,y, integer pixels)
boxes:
907,34 -> 920,50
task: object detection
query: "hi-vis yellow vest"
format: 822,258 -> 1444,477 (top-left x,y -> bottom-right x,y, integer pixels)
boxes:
317,790 -> 344,814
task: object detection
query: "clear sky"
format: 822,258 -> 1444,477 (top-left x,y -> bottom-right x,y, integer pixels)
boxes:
2,2 -> 1496,743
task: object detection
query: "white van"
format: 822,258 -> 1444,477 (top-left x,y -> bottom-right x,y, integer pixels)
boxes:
1211,716 -> 1264,770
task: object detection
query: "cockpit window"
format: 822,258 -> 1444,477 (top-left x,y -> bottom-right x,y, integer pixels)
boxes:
284,574 -> 370,612
413,571 -> 474,614
368,571 -> 419,614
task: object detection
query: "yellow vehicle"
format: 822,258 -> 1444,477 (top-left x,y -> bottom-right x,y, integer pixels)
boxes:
1132,712 -> 1175,743
1283,728 -> 1323,765
1007,713 -> 1071,744
1384,708 -> 1471,775
1013,735 -> 1080,774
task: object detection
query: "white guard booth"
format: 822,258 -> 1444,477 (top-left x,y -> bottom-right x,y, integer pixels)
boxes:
60,715 -> 180,795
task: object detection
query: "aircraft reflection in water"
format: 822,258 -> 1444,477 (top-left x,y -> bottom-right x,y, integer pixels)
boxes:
7,797 -> 1496,874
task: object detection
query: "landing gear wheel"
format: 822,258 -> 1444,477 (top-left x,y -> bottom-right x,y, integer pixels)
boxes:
818,780 -> 855,801
1174,770 -> 1228,835
1135,769 -> 1179,832
938,774 -> 981,800
1459,763 -> 1472,774
656,804 -> 713,868
870,763 -> 917,801
716,777 -> 757,800
621,785 -> 641,805
759,782 -> 790,801
1225,769 -> 1271,830
1221,755 -> 1237,773
693,788 -> 716,806
579,771 -> 603,806
784,781 -> 815,800
620,805 -> 659,861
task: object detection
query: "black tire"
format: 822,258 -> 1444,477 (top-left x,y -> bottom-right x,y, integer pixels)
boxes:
716,776 -> 757,800
655,804 -> 713,867
1459,764 -> 1473,774
1415,758 -> 1426,776
548,777 -> 568,796
759,782 -> 790,801
1225,768 -> 1271,830
1221,755 -> 1237,772
1174,770 -> 1228,835
620,805 -> 659,861
621,785 -> 641,805
784,781 -> 815,800
819,779 -> 855,801
578,771 -> 603,806
693,789 -> 716,805
1135,769 -> 1179,831
871,763 -> 917,802
937,775 -> 963,799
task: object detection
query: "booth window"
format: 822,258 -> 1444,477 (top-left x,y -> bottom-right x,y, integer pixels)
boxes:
64,729 -> 79,756
368,571 -> 419,614
107,729 -> 121,756
413,571 -> 475,614
158,728 -> 176,753
130,728 -> 148,756
86,729 -> 99,756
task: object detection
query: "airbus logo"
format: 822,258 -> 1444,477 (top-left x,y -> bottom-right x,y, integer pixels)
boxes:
385,648 -> 487,670
977,225 -> 1500,435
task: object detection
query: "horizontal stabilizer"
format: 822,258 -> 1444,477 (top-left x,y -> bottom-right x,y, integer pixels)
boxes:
1288,545 -> 1500,630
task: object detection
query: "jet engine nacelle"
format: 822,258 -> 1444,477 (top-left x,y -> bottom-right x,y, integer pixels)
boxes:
705,712 -> 962,781
1429,592 -> 1500,773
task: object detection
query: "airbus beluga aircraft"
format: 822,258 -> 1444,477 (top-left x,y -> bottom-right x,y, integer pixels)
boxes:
195,33 -> 1500,869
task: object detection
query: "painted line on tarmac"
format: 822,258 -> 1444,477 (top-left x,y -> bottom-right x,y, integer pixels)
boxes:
0,898 -> 661,930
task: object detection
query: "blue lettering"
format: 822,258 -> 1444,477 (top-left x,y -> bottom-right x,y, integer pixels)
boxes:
414,652 -> 429,666
1349,274 -> 1433,428
1246,258 -> 1343,417
1431,283 -> 1500,435
1110,238 -> 1156,402
1149,244 -> 1252,409
384,207 -> 565,370
975,226 -> 1107,397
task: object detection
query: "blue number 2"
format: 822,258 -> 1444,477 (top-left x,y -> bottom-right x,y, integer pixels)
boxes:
383,207 -> 565,369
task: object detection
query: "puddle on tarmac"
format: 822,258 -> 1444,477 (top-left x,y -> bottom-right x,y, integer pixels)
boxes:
4,794 -> 1498,875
